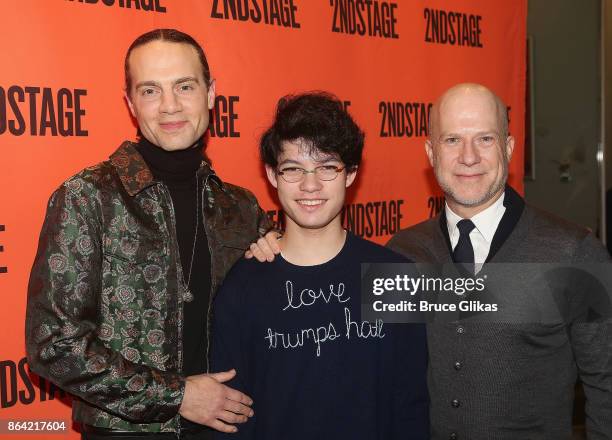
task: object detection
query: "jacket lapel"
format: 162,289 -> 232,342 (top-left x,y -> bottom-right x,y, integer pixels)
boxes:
438,186 -> 525,264
485,186 -> 525,262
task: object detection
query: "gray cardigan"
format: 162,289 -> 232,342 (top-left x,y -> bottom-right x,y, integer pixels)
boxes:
387,187 -> 612,440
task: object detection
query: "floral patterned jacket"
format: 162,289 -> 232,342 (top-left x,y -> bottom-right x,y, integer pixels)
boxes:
25,141 -> 271,432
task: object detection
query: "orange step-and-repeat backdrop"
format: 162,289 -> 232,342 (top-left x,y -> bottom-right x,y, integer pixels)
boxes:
0,1 -> 526,438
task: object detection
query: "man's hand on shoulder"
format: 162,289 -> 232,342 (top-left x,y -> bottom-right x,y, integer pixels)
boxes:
179,369 -> 254,433
244,231 -> 281,262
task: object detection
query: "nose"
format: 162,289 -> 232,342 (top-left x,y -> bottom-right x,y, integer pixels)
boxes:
299,170 -> 323,192
458,140 -> 481,166
159,90 -> 181,114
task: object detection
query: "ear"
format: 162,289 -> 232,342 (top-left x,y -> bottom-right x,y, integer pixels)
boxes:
345,167 -> 358,188
124,91 -> 136,118
265,164 -> 278,189
425,139 -> 435,167
207,79 -> 216,110
505,135 -> 515,162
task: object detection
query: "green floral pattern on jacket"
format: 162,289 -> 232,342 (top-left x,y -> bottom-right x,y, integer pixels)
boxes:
26,141 -> 271,432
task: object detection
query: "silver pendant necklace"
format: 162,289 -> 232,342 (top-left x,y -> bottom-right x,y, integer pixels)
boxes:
182,174 -> 198,303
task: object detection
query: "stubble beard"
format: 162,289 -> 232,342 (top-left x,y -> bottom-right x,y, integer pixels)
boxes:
435,162 -> 508,209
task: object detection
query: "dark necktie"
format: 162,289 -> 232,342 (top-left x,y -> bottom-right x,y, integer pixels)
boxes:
453,219 -> 476,273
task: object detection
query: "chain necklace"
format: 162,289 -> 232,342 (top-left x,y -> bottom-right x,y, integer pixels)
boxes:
182,174 -> 199,303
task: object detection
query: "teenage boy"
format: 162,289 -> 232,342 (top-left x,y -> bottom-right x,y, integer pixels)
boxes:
210,92 -> 429,439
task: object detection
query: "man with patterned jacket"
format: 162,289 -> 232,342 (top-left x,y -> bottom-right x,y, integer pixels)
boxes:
25,29 -> 278,440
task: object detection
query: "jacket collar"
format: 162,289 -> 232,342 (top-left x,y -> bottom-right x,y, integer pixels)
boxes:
109,141 -> 222,196
438,185 -> 525,261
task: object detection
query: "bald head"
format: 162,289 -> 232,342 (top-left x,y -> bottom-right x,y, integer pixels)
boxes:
429,83 -> 508,141
424,83 -> 514,218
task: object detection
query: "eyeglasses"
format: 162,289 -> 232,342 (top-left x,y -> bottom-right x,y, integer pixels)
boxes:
277,165 -> 346,183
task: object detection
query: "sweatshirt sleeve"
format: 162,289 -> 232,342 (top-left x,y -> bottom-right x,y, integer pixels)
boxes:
388,322 -> 430,439
211,261 -> 256,439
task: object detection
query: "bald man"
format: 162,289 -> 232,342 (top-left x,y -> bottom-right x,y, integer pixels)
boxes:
388,84 -> 612,439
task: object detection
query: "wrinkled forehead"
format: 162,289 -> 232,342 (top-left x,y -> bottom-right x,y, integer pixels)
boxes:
436,91 -> 502,134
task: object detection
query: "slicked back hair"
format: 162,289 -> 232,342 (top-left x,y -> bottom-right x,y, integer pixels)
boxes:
124,28 -> 211,95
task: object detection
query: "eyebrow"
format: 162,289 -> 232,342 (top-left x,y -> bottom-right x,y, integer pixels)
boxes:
175,76 -> 200,85
313,155 -> 340,164
134,76 -> 200,90
438,130 -> 499,139
278,159 -> 302,167
278,157 -> 340,166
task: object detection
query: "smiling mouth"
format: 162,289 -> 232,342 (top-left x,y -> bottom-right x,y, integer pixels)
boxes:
296,199 -> 326,207
456,173 -> 484,179
159,121 -> 187,131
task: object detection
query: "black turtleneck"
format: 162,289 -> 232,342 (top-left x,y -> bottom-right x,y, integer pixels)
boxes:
135,137 -> 212,379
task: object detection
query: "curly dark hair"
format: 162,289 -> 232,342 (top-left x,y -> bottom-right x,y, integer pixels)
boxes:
125,29 -> 211,95
260,92 -> 364,170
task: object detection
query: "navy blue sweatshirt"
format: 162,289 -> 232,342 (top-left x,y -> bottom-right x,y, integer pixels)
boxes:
211,232 -> 429,440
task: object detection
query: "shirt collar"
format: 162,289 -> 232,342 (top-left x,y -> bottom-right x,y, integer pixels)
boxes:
445,193 -> 506,244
